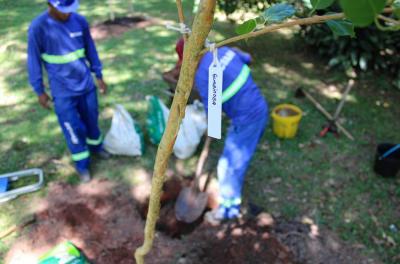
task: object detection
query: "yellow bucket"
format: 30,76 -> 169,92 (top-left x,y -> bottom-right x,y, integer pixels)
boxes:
271,104 -> 302,139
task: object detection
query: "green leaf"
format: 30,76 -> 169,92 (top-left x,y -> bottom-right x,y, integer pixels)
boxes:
235,19 -> 257,35
394,0 -> 400,19
311,0 -> 335,10
326,20 -> 355,37
339,0 -> 386,27
303,0 -> 313,9
263,4 -> 296,24
255,16 -> 266,25
328,57 -> 341,67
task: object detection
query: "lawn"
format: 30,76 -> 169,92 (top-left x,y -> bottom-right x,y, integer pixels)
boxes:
0,0 -> 399,263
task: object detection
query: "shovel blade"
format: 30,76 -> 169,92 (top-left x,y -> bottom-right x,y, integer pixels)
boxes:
175,187 -> 208,223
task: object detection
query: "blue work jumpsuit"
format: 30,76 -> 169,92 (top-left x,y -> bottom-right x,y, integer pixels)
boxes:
27,11 -> 103,173
195,47 -> 268,218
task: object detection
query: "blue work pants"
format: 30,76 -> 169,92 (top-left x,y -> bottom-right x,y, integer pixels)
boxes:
217,111 -> 268,211
53,89 -> 103,173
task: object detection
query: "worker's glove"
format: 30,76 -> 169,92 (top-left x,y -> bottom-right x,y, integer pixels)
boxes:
38,92 -> 51,109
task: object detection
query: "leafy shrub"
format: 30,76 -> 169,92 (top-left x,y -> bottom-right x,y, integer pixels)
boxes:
217,0 -> 271,15
218,0 -> 400,88
299,17 -> 400,88
217,0 -> 307,15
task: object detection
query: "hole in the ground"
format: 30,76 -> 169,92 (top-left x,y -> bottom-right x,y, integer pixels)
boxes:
136,176 -> 212,239
101,16 -> 147,26
90,15 -> 155,40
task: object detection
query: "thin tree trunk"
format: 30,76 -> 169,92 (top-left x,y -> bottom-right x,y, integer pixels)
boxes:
134,0 -> 216,263
176,0 -> 189,41
128,0 -> 134,14
108,0 -> 115,21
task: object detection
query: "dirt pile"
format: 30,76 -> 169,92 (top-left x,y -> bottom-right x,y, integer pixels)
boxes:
5,179 -> 183,264
5,179 -> 378,264
180,218 -> 294,264
90,16 -> 157,40
272,220 -> 379,264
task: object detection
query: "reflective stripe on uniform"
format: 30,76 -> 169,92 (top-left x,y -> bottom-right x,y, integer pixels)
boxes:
219,197 -> 242,208
222,64 -> 251,103
86,135 -> 102,146
41,48 -> 85,64
71,150 -> 90,161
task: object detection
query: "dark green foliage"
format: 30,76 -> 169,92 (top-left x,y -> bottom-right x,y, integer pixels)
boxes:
325,19 -> 355,37
217,0 -> 318,15
339,0 -> 386,27
217,0 -> 270,15
311,0 -> 335,10
300,23 -> 400,87
394,0 -> 400,19
235,4 -> 295,35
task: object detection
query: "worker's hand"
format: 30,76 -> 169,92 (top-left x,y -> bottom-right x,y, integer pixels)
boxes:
97,79 -> 108,95
38,93 -> 51,109
162,71 -> 178,86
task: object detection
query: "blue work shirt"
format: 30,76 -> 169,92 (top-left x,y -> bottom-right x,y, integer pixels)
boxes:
27,11 -> 102,98
195,47 -> 268,125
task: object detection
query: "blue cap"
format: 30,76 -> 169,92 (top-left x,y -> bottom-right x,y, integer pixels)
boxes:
48,0 -> 79,13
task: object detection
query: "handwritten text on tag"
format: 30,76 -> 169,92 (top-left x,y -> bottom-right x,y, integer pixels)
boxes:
208,59 -> 223,139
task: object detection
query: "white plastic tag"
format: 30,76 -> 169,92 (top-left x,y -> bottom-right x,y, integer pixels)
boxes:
208,46 -> 223,139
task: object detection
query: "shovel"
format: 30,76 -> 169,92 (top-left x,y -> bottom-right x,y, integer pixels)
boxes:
175,137 -> 212,223
319,79 -> 354,138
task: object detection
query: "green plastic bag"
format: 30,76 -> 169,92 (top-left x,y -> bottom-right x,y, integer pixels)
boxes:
134,122 -> 145,154
146,96 -> 169,144
38,241 -> 89,264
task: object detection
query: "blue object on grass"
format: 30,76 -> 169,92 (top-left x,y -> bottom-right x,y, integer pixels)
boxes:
0,177 -> 8,193
380,144 -> 400,160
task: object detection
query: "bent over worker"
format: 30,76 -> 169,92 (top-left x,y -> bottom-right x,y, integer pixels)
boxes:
27,0 -> 110,182
174,39 -> 269,223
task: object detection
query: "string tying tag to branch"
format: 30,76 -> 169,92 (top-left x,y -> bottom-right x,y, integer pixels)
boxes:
210,43 -> 219,66
204,38 -> 212,48
165,22 -> 192,34
207,43 -> 223,139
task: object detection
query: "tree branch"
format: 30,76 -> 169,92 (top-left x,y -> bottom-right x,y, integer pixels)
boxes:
201,7 -> 394,54
201,13 -> 344,53
378,14 -> 400,25
176,0 -> 189,41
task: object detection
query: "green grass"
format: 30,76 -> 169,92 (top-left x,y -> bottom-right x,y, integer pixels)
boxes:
1,0 -> 400,263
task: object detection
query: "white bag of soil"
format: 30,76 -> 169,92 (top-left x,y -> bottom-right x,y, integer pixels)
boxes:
104,104 -> 143,156
173,100 -> 207,159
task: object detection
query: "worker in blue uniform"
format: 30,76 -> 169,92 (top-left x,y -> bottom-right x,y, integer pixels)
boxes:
27,0 -> 110,182
167,38 -> 269,223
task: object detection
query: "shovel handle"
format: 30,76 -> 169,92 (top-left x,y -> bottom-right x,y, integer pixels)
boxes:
195,137 -> 212,178
380,144 -> 400,160
333,79 -> 354,120
194,137 -> 212,191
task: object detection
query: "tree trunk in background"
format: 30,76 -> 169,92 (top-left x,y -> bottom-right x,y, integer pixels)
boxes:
134,0 -> 216,263
128,0 -> 134,14
108,0 -> 115,21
